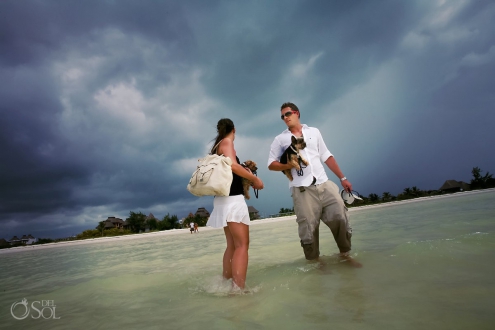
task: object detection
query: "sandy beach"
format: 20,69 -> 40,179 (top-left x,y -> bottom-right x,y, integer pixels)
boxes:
2,188 -> 493,255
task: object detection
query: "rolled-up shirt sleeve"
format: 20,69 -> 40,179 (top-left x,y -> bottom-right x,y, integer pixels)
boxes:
316,128 -> 332,161
267,136 -> 284,168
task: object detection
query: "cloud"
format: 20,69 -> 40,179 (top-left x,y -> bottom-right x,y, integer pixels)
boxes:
460,45 -> 495,67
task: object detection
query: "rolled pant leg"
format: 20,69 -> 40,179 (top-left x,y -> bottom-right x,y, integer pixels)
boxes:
319,181 -> 352,253
292,186 -> 322,260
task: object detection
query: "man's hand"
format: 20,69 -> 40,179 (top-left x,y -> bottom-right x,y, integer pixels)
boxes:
342,179 -> 352,192
268,160 -> 293,172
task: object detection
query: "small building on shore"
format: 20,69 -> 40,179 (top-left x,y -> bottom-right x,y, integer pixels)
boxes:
103,216 -> 125,229
21,234 -> 38,245
439,180 -> 471,193
195,207 -> 210,218
248,206 -> 260,219
9,236 -> 21,245
3,234 -> 38,246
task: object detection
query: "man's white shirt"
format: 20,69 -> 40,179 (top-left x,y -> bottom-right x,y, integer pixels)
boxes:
267,124 -> 333,188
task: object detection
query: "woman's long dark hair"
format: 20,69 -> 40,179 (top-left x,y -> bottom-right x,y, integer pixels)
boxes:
211,118 -> 235,154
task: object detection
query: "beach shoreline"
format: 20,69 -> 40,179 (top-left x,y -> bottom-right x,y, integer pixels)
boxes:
2,188 -> 494,255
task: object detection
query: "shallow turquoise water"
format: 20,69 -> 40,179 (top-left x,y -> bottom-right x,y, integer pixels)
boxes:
1,191 -> 495,329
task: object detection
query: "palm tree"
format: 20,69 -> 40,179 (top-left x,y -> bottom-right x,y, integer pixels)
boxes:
368,193 -> 380,203
411,186 -> 421,197
471,167 -> 494,189
96,221 -> 105,237
382,192 -> 392,202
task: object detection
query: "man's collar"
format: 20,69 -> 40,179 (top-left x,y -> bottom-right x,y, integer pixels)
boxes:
283,124 -> 308,134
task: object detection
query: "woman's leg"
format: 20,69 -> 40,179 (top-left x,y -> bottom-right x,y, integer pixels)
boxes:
226,222 -> 250,289
223,227 -> 235,280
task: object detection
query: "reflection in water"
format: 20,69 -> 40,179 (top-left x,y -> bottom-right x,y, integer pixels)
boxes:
332,258 -> 366,323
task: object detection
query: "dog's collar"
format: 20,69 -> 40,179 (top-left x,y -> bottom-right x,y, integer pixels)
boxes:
290,145 -> 298,153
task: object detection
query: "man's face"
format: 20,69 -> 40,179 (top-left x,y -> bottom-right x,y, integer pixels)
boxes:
281,107 -> 299,127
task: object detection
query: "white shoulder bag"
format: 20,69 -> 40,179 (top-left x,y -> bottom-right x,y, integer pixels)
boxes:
186,140 -> 233,197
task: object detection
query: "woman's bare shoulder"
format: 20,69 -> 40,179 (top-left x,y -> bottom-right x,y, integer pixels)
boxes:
219,139 -> 236,157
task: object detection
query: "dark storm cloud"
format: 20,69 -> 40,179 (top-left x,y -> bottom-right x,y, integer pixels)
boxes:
193,0 -> 424,119
0,0 -> 200,237
1,0 -> 494,238
0,0 -> 194,65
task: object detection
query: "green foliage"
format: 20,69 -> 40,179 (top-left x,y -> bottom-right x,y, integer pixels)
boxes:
104,228 -> 133,236
96,221 -> 105,236
279,207 -> 294,214
147,218 -> 158,231
76,229 -> 101,239
368,193 -> 380,203
395,186 -> 425,199
158,213 -> 180,230
410,186 -> 424,197
76,211 -> 182,239
471,167 -> 495,189
382,192 -> 392,202
32,238 -> 55,245
192,214 -> 208,227
126,211 -> 147,233
76,228 -> 132,240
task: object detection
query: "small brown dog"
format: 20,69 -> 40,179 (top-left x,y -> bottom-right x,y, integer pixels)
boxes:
280,136 -> 309,181
240,160 -> 258,199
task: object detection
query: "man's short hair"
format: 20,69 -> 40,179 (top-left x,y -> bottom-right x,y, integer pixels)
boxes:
280,102 -> 300,118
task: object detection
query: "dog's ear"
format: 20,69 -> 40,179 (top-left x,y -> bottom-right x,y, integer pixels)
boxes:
291,136 -> 297,144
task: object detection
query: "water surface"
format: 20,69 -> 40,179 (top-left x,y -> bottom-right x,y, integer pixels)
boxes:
1,191 -> 494,329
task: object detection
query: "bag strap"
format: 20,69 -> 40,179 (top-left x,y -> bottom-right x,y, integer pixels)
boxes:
211,139 -> 223,155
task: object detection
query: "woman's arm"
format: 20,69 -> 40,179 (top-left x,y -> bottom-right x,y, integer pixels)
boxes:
219,139 -> 264,189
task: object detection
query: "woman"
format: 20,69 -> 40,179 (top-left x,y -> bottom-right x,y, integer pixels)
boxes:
206,118 -> 264,291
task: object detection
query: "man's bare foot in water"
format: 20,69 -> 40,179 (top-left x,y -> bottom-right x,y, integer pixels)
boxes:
339,253 -> 363,268
312,258 -> 333,274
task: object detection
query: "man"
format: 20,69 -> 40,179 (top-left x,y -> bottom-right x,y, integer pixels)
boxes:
268,102 -> 360,265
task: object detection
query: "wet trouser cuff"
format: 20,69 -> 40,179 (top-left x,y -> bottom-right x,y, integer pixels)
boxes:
300,240 -> 320,260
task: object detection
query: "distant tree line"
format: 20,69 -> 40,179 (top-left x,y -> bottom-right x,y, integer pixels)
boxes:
75,211 -> 182,239
275,167 -> 494,213
345,167 -> 494,207
125,211 -> 181,232
279,207 -> 295,216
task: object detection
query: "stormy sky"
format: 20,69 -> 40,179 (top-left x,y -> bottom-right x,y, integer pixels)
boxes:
1,0 -> 494,239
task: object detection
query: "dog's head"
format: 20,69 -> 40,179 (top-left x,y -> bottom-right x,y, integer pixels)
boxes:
242,160 -> 258,174
291,136 -> 306,150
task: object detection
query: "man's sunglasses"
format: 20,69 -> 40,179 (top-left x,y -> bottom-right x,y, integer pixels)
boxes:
281,111 -> 297,120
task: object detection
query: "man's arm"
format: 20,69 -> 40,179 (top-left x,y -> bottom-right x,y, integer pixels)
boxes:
267,136 -> 293,172
268,161 -> 292,172
325,156 -> 352,192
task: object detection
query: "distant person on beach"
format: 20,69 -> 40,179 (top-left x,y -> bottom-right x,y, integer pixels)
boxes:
194,223 -> 199,233
207,118 -> 264,290
190,222 -> 194,234
268,102 -> 361,266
